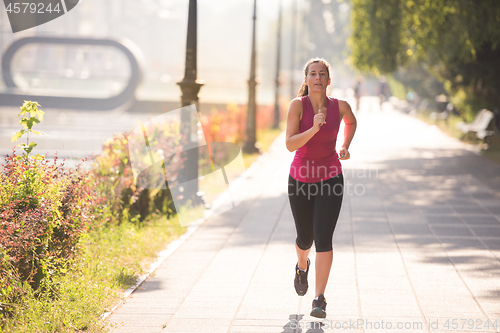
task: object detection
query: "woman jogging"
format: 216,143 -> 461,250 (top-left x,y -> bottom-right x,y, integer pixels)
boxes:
286,58 -> 357,318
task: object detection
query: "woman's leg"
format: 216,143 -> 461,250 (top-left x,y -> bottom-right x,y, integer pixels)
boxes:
288,175 -> 315,262
295,241 -> 311,271
289,175 -> 316,295
313,174 -> 344,297
315,250 -> 333,296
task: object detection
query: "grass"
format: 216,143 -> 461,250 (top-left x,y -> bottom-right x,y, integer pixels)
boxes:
416,110 -> 468,141
416,109 -> 500,166
1,215 -> 186,333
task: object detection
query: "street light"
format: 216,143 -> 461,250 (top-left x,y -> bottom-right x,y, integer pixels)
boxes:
243,0 -> 259,154
177,0 -> 204,205
178,0 -> 203,109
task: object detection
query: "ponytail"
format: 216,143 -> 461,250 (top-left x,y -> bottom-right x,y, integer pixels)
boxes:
297,82 -> 308,97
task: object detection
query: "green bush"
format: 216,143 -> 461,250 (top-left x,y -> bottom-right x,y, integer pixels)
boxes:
0,151 -> 100,312
0,102 -> 100,319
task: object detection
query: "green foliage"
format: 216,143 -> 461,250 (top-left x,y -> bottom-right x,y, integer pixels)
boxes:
391,64 -> 448,105
10,101 -> 46,160
83,215 -> 185,289
1,101 -> 101,324
0,252 -> 28,317
386,75 -> 407,101
417,110 -> 466,141
1,266 -> 110,333
351,0 -> 500,71
0,151 -> 98,316
350,0 -> 500,111
447,86 -> 486,122
0,214 -> 185,333
349,0 -> 406,74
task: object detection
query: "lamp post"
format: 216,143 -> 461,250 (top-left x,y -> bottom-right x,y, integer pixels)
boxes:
178,0 -> 203,109
177,0 -> 204,204
273,1 -> 282,129
243,0 -> 260,154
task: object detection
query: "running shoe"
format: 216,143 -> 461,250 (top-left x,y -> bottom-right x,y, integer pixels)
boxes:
294,258 -> 310,296
310,294 -> 327,318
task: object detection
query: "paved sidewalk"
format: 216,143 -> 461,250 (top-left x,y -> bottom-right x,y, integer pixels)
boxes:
108,97 -> 500,333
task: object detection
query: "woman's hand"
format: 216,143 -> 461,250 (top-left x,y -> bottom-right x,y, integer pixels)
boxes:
312,110 -> 326,133
338,147 -> 350,160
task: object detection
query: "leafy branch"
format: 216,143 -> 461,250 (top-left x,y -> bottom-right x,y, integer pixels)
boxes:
11,101 -> 46,160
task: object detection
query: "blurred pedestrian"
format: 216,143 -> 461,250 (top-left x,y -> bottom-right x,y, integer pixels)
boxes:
285,58 -> 357,318
354,79 -> 362,112
377,75 -> 390,110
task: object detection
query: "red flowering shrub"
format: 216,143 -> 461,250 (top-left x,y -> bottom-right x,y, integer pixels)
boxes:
256,104 -> 275,130
200,103 -> 279,146
0,151 -> 99,315
201,103 -> 246,145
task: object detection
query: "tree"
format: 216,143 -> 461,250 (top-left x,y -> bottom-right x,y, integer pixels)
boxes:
350,0 -> 500,113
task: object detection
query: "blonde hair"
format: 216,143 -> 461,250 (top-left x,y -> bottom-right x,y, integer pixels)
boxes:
297,58 -> 331,97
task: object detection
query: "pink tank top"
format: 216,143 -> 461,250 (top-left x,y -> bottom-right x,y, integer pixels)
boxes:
289,95 -> 342,183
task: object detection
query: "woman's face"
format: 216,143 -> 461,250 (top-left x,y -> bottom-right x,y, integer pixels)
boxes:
304,62 -> 330,93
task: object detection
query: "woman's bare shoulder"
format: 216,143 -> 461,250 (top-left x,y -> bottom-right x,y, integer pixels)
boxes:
334,98 -> 349,106
336,99 -> 352,114
288,97 -> 304,119
290,97 -> 303,106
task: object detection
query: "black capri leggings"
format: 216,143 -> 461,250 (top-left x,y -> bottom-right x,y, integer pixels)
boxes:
288,173 -> 344,252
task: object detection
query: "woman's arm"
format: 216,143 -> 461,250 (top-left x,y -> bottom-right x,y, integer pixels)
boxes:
285,98 -> 325,152
338,100 -> 357,160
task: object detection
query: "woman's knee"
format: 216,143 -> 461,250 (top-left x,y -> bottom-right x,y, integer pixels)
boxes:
296,237 -> 313,251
